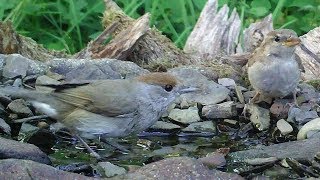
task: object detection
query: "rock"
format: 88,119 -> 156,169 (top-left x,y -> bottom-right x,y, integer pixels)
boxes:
56,163 -> 93,176
47,58 -> 148,80
198,152 -> 226,168
0,137 -> 51,164
229,138 -> 320,162
298,83 -> 320,102
235,85 -> 245,104
2,54 -> 47,79
297,118 -> 320,140
12,78 -> 23,87
149,121 -> 181,130
306,130 -> 320,139
168,107 -> 200,124
169,67 -> 230,105
114,157 -> 244,180
270,100 -> 290,119
2,54 -> 29,78
182,121 -> 216,133
202,101 -> 237,119
287,107 -> 319,124
246,104 -> 270,131
0,159 -> 90,179
276,119 -> 293,135
19,123 -> 40,136
0,118 -> 11,135
35,75 -> 61,92
244,157 -> 278,165
98,161 -> 126,178
7,99 -> 33,117
218,78 -> 236,87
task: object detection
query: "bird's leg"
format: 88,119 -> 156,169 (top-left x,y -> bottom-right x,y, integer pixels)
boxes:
242,91 -> 260,118
74,134 -> 102,159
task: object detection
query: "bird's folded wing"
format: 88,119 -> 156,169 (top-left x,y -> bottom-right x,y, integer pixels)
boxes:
47,80 -> 138,117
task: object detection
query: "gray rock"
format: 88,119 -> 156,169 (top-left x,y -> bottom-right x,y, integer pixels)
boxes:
246,104 -> 270,131
114,157 -> 244,180
98,161 -> 126,178
0,118 -> 11,135
297,118 -> 320,140
298,83 -> 320,102
12,78 -> 23,87
229,138 -> 320,162
2,54 -> 47,79
198,152 -> 226,168
243,90 -> 255,103
0,137 -> 51,164
3,54 -> 29,78
19,123 -> 39,136
169,67 -> 230,105
150,121 -> 181,130
168,107 -> 201,124
288,107 -> 319,124
306,130 -> 320,139
235,85 -> 245,103
244,157 -> 278,165
0,159 -> 90,179
202,101 -> 237,119
276,119 -> 293,135
35,75 -> 61,92
218,78 -> 236,87
47,58 -> 148,80
7,99 -> 33,117
182,121 -> 216,133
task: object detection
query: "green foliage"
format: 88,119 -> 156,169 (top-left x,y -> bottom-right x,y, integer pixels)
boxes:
0,0 -> 319,54
0,0 -> 104,53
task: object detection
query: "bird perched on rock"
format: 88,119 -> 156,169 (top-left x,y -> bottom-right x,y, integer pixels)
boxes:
247,29 -> 301,104
0,72 -> 197,158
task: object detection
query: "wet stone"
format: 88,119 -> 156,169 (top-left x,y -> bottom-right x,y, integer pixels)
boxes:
218,78 -> 236,87
198,152 -> 226,168
246,104 -> 270,131
7,99 -> 33,117
168,107 -> 200,124
149,121 -> 181,130
35,75 -> 61,92
276,119 -> 293,135
202,101 -> 237,119
297,118 -> 320,140
288,107 -> 319,124
2,54 -> 29,79
0,118 -> 11,135
182,121 -> 216,133
98,161 -> 126,178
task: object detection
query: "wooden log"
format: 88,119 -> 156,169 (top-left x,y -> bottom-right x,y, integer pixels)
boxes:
184,0 -> 241,59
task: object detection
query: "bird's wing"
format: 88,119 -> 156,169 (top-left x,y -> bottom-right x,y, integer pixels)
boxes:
43,80 -> 138,117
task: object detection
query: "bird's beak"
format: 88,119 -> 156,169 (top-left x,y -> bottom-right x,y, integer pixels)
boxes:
283,37 -> 301,47
178,86 -> 200,94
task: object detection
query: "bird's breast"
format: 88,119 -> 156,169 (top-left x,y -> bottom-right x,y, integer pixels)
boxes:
248,58 -> 300,97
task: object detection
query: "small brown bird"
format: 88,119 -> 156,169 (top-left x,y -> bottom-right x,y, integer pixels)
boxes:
247,29 -> 301,104
1,72 -> 197,158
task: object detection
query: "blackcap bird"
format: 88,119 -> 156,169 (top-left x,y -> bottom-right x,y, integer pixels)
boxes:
1,72 -> 198,158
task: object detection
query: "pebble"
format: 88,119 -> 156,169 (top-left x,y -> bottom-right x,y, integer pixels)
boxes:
182,121 -> 216,133
297,118 -> 320,140
168,107 -> 200,124
98,161 -> 126,177
246,104 -> 270,131
218,78 -> 236,87
7,99 -> 33,117
202,101 -> 237,119
0,118 -> 11,135
276,119 -> 293,135
244,157 -> 278,165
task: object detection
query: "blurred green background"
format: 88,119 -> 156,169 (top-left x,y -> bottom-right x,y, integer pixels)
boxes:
1,0 -> 319,54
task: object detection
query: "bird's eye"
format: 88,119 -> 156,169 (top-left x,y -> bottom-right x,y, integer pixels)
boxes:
164,84 -> 173,92
274,36 -> 280,42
